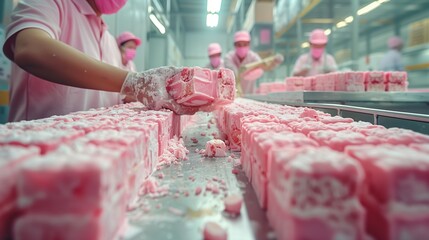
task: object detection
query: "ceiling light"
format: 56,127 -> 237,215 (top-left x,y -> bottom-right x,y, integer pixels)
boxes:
358,1 -> 380,15
324,29 -> 331,35
301,42 -> 310,48
206,13 -> 219,27
336,21 -> 347,28
207,0 -> 222,13
149,14 -> 165,34
345,16 -> 353,23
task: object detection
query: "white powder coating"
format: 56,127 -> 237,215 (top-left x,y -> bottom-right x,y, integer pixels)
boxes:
348,144 -> 429,170
121,67 -> 198,114
21,151 -> 111,170
288,147 -> 363,175
0,146 -> 39,167
0,129 -> 83,144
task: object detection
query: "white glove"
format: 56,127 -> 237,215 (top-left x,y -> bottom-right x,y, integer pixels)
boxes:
121,66 -> 198,115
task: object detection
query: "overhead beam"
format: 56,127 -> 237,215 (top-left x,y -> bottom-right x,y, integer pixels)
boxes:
301,18 -> 335,24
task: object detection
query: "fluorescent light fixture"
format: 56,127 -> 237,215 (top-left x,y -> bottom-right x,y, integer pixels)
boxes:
207,0 -> 222,13
345,16 -> 354,23
206,13 -> 219,27
149,14 -> 165,34
324,29 -> 331,35
358,1 -> 380,15
301,42 -> 310,48
336,21 -> 347,28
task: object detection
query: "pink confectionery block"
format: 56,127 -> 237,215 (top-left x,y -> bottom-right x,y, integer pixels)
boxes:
205,140 -> 227,157
16,151 -> 125,215
251,160 -> 269,208
346,145 -> 429,206
365,71 -> 386,92
409,143 -> 429,153
252,131 -> 318,175
303,77 -> 315,91
344,72 -> 366,92
385,71 -> 408,92
288,121 -> 329,135
314,74 -> 335,91
132,110 -> 173,155
267,147 -> 365,240
224,107 -> 256,151
0,129 -> 84,154
359,127 -> 429,145
0,146 -> 40,239
241,122 -> 292,182
166,67 -> 235,107
267,185 -> 366,240
285,77 -> 305,91
13,204 -> 126,240
308,130 -> 384,152
203,222 -> 227,240
345,144 -> 429,240
223,194 -> 243,214
78,130 -> 150,201
335,72 -> 346,91
270,147 -> 364,207
319,115 -> 354,124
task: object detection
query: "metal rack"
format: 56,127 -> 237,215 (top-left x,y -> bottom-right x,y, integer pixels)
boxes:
246,92 -> 429,134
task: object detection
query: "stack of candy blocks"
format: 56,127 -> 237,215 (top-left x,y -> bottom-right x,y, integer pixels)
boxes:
0,102 -> 195,240
257,71 -> 408,94
217,98 -> 429,240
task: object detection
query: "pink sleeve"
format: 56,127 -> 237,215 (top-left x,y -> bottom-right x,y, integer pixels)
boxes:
224,51 -> 238,75
292,54 -> 308,75
3,0 -> 61,60
326,54 -> 338,72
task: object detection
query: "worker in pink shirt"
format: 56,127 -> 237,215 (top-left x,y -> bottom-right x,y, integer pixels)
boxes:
224,31 -> 263,95
3,0 -> 193,122
117,31 -> 141,72
292,29 -> 338,77
205,43 -> 224,70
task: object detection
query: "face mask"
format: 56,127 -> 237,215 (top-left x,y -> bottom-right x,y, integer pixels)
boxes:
210,56 -> 221,68
94,0 -> 127,14
124,48 -> 136,61
311,47 -> 324,60
236,46 -> 249,59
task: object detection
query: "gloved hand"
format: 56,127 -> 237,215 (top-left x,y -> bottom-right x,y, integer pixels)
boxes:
121,66 -> 199,115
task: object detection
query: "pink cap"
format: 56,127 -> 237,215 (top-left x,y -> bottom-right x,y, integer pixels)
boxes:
117,31 -> 141,46
208,43 -> 222,56
234,31 -> 251,43
388,36 -> 403,49
309,29 -> 328,45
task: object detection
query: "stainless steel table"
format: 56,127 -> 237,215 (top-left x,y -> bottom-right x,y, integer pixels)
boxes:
123,113 -> 273,240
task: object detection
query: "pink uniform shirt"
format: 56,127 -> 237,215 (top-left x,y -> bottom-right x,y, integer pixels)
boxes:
292,53 -> 337,77
122,60 -> 136,72
3,0 -> 122,122
224,50 -> 262,94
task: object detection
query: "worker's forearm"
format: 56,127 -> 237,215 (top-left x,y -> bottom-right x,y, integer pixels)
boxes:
14,28 -> 127,92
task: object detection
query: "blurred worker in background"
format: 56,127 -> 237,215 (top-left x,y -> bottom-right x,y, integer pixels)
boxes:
117,31 -> 141,72
224,30 -> 264,95
293,29 -> 337,77
3,0 -> 194,122
379,36 -> 404,71
206,43 -> 224,70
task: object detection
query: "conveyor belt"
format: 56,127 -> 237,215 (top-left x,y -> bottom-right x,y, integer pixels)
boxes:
246,92 -> 429,134
123,113 -> 273,240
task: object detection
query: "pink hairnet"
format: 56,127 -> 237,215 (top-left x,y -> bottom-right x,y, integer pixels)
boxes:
388,36 -> 403,49
309,29 -> 328,45
234,31 -> 251,43
208,43 -> 222,56
117,32 -> 141,46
